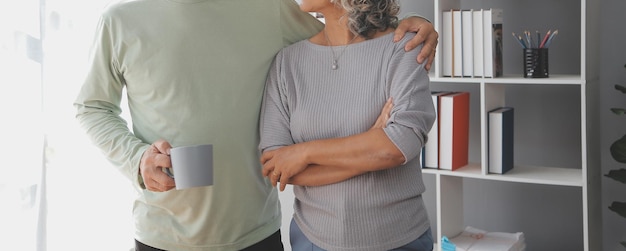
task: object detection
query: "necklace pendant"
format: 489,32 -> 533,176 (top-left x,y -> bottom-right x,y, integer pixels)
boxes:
332,60 -> 338,70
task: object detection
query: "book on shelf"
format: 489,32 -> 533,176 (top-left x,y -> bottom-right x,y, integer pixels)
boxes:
472,9 -> 484,77
452,9 -> 463,77
483,8 -> 503,78
439,91 -> 470,171
461,9 -> 474,77
442,10 -> 453,77
488,107 -> 514,174
422,91 -> 452,169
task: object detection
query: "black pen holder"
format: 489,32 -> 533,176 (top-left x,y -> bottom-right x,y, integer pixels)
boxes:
523,48 -> 549,78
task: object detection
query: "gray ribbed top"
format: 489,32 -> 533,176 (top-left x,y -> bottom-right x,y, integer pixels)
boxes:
260,32 -> 436,251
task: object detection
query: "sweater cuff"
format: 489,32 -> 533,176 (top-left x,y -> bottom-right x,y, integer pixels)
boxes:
132,144 -> 151,191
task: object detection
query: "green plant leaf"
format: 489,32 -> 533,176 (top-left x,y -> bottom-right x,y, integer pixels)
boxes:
612,108 -> 626,115
605,169 -> 626,184
611,135 -> 626,163
617,85 -> 626,94
609,201 -> 626,219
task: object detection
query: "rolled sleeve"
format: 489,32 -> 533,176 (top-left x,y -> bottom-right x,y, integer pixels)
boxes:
383,42 -> 436,164
259,51 -> 294,153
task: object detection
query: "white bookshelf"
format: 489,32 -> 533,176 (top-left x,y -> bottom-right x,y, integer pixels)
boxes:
411,0 -> 602,250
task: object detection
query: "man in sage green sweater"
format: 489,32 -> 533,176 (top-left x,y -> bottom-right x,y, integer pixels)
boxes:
73,0 -> 439,250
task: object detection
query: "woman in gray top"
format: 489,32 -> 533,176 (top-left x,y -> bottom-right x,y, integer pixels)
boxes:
259,0 -> 436,250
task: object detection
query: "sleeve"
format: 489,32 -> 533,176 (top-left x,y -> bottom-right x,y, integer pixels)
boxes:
401,12 -> 432,23
383,37 -> 436,164
280,0 -> 325,46
259,50 -> 295,153
73,14 -> 149,191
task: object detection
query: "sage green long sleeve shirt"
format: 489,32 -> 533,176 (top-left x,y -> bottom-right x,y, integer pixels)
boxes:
73,0 -> 322,250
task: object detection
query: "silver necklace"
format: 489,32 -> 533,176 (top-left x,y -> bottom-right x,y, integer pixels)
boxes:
323,30 -> 359,70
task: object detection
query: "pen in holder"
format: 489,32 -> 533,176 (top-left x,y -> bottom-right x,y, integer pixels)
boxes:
523,48 -> 549,78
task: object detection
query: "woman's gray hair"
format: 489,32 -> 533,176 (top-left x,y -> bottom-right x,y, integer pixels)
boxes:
332,0 -> 400,39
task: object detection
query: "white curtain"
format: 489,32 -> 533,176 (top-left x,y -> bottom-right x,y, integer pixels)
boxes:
1,0 -> 135,250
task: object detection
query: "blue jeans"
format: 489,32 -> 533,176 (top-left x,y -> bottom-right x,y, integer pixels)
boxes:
290,219 -> 434,251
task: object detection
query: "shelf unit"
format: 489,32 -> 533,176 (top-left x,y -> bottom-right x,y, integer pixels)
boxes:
413,0 -> 602,250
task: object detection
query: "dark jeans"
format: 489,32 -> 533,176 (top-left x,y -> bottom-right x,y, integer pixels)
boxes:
135,230 -> 283,251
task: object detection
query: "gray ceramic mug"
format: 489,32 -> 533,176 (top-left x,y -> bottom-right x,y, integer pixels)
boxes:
167,144 -> 214,190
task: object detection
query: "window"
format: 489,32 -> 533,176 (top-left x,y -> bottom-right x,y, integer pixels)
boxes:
1,1 -> 135,250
